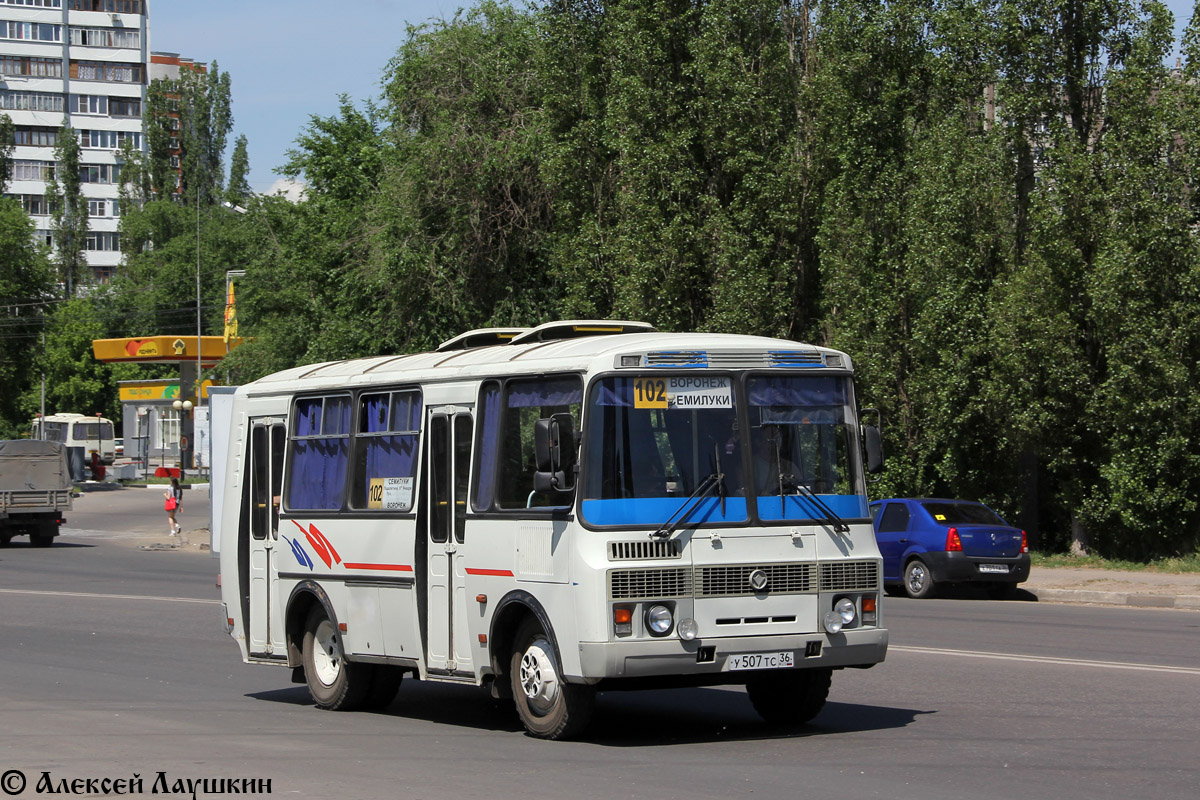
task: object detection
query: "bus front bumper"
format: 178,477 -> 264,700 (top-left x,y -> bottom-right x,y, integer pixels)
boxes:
576,627 -> 888,682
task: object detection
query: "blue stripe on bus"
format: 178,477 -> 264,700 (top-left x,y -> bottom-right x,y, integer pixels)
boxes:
580,494 -> 867,526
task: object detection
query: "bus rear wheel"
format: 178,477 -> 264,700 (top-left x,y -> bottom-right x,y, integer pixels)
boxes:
302,605 -> 372,711
509,619 -> 594,740
746,668 -> 832,726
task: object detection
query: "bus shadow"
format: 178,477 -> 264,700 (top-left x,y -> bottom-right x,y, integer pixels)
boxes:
248,682 -> 929,743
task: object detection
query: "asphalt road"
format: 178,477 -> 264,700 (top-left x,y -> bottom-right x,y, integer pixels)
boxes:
0,487 -> 1196,800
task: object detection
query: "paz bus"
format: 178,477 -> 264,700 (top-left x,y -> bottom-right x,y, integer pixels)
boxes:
31,412 -> 117,465
217,321 -> 888,739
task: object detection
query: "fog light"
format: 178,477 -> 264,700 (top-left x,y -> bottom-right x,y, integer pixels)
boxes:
824,611 -> 844,634
646,604 -> 674,636
835,597 -> 857,625
677,617 -> 699,640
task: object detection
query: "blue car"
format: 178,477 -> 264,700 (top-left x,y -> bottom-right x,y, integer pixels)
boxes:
870,498 -> 1030,599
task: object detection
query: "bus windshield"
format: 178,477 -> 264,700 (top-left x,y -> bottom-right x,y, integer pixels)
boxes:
580,373 -> 867,527
745,375 -> 862,522
581,375 -> 747,526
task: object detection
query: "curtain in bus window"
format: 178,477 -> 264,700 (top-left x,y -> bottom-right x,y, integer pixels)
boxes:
286,438 -> 349,511
472,383 -> 501,511
294,399 -> 323,436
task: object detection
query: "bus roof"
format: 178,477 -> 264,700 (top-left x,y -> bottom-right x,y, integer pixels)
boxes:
240,323 -> 853,398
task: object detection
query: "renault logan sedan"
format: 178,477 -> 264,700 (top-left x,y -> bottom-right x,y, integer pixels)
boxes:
870,498 -> 1030,599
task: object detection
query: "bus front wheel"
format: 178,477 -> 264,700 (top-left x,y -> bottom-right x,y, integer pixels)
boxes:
746,667 -> 832,725
302,605 -> 372,711
509,619 -> 594,740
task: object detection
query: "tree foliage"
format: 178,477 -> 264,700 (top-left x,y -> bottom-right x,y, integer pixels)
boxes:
16,0 -> 1200,557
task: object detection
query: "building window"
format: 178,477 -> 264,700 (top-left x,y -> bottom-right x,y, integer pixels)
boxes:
12,160 -> 54,182
6,194 -> 49,215
109,97 -> 140,117
84,231 -> 120,251
34,229 -> 53,247
0,56 -> 63,78
169,155 -> 180,168
69,28 -> 140,49
69,94 -> 108,115
79,129 -> 141,150
78,163 -> 121,184
14,128 -> 57,147
72,61 -> 142,84
0,21 -> 62,42
1,1 -> 63,7
2,92 -> 65,113
69,0 -> 144,12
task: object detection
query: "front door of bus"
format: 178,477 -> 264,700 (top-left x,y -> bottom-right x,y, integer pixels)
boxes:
425,409 -> 474,675
247,418 -> 286,657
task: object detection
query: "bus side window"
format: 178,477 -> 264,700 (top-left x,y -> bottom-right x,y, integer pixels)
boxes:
484,376 -> 582,511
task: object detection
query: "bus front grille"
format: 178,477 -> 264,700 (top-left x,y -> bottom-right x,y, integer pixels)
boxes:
609,567 -> 693,599
819,560 -> 880,591
608,540 -> 684,561
696,563 -> 816,597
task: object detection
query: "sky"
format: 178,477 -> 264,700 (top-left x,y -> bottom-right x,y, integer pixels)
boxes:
148,1 -> 1198,200
148,0 -> 457,197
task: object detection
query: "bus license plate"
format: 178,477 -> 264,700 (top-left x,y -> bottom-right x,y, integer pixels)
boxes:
724,651 -> 795,671
979,564 -> 1009,574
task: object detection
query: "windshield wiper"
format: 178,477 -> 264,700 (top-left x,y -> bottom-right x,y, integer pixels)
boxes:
651,467 -> 726,540
779,475 -> 849,534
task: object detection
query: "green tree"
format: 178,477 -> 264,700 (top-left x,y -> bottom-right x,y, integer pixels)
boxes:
45,125 -> 88,297
0,198 -> 54,437
227,133 -> 251,203
0,113 -> 14,193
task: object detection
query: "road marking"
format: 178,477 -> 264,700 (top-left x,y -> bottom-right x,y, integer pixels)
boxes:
892,644 -> 1200,675
0,588 -> 219,605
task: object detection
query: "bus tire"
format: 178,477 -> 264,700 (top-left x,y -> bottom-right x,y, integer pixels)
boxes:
904,558 -> 936,599
302,605 -> 370,711
363,666 -> 403,710
510,618 -> 594,740
746,667 -> 831,725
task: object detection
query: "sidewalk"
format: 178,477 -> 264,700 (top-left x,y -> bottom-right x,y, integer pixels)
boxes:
1023,566 -> 1200,610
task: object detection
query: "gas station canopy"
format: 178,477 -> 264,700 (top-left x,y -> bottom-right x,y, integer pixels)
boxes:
92,336 -> 239,366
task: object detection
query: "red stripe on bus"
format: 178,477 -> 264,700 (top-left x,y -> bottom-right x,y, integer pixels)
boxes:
343,563 -> 414,572
465,568 -> 514,577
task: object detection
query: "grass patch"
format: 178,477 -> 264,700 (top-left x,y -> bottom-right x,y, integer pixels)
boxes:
1032,551 -> 1200,573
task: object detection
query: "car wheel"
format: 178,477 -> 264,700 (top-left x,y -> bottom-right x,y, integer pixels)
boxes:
510,618 -> 594,740
302,605 -> 371,711
904,558 -> 936,599
746,668 -> 832,725
985,582 -> 1015,600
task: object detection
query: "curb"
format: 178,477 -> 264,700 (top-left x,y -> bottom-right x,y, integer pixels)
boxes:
1029,587 -> 1200,610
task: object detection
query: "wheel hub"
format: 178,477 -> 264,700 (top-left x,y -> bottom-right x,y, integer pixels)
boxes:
518,638 -> 559,714
312,620 -> 342,686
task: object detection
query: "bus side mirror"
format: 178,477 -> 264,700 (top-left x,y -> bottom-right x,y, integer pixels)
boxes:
864,424 -> 884,474
534,413 -> 576,492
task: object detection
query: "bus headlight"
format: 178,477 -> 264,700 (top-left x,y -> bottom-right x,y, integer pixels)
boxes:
646,605 -> 674,637
677,617 -> 699,641
834,597 -> 857,625
823,611 -> 844,634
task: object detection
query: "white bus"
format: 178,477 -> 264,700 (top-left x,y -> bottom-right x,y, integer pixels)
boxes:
31,412 -> 117,465
217,321 -> 888,739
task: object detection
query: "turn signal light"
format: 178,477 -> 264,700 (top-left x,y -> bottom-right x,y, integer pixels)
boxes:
862,595 -> 877,613
613,606 -> 633,637
946,527 -> 962,551
1021,530 -> 1029,553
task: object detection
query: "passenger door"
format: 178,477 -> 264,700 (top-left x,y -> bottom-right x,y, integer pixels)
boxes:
424,408 -> 474,675
247,418 -> 287,656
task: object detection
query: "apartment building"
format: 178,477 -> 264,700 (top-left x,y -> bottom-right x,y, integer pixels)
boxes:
0,0 -> 150,283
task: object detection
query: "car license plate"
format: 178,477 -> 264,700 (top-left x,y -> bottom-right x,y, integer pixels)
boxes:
979,563 -> 1009,574
724,651 -> 795,671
